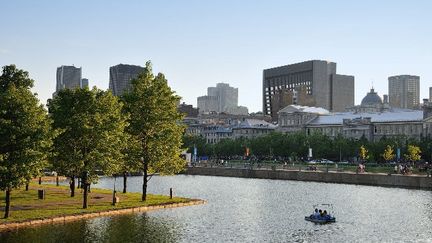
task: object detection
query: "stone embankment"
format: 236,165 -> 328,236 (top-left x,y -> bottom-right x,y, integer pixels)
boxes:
186,167 -> 431,190
0,199 -> 205,231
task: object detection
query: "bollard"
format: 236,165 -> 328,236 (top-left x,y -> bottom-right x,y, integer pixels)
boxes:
38,189 -> 45,200
170,188 -> 173,199
112,191 -> 119,205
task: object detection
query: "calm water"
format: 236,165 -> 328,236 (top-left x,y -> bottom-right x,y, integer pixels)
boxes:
1,175 -> 431,242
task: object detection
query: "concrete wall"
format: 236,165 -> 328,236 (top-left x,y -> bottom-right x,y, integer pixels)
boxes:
186,167 -> 431,190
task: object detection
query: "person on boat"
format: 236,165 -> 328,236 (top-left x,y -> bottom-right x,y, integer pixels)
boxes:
312,208 -> 320,218
323,210 -> 333,220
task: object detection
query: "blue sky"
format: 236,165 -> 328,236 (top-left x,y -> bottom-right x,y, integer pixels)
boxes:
1,0 -> 431,112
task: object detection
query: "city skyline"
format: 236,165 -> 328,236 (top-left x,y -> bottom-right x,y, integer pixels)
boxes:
1,1 -> 432,112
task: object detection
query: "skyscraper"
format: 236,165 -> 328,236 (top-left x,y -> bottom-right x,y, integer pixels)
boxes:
109,64 -> 144,96
263,60 -> 354,120
80,78 -> 89,89
56,65 -> 82,92
388,75 -> 420,109
197,83 -> 239,114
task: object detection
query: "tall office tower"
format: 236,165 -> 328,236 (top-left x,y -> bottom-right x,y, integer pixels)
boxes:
263,60 -> 354,120
109,64 -> 144,96
80,78 -> 89,88
197,83 -> 239,114
429,87 -> 432,102
56,65 -> 82,92
388,75 -> 420,109
197,95 -> 219,113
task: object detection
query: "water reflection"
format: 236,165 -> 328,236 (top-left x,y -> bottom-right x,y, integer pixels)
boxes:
0,213 -> 180,243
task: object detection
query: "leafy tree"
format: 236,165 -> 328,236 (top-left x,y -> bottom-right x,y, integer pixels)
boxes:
182,134 -> 212,157
48,88 -> 127,208
382,145 -> 395,163
123,62 -> 185,201
119,134 -> 141,193
404,145 -> 421,163
359,145 -> 369,162
0,65 -> 52,218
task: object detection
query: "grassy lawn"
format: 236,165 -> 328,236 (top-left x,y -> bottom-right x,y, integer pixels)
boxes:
0,183 -> 191,223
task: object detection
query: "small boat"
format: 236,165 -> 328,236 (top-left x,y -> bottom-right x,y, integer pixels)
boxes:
305,203 -> 336,223
304,215 -> 336,223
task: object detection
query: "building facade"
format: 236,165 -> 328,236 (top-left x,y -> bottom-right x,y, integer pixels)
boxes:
263,60 -> 354,120
197,83 -> 248,115
109,64 -> 144,96
178,102 -> 199,118
232,119 -> 276,140
388,75 -> 420,109
346,88 -> 391,113
56,65 -> 82,92
279,89 -> 426,142
80,78 -> 89,89
197,95 -> 219,114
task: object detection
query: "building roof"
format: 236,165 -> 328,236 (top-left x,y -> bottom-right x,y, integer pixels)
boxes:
278,105 -> 330,115
307,109 -> 423,125
234,119 -> 276,129
361,88 -> 383,106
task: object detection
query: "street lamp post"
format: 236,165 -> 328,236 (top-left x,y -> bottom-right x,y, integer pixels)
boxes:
112,175 -> 117,205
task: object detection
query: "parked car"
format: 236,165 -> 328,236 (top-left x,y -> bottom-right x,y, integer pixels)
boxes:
307,160 -> 319,164
320,159 -> 334,164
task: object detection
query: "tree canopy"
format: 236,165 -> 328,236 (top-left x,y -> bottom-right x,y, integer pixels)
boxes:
123,61 -> 185,201
0,65 -> 52,218
48,87 -> 128,208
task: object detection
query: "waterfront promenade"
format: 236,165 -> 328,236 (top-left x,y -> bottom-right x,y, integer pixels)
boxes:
186,164 -> 432,189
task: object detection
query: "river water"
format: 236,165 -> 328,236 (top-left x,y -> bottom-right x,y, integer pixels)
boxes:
1,175 -> 431,242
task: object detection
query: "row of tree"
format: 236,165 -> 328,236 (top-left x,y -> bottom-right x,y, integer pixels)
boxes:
183,132 -> 426,163
0,63 -> 185,218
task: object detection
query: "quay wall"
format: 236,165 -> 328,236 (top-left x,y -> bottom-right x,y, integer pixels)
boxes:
185,167 -> 431,190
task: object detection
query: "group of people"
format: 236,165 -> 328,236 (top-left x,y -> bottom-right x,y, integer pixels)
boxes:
356,163 -> 366,173
394,164 -> 412,175
310,208 -> 332,220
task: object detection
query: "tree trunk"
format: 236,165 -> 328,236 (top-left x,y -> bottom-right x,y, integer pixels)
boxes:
123,172 -> 127,193
70,176 -> 75,197
142,162 -> 148,201
25,183 -> 29,191
4,189 -> 11,218
56,175 -> 59,186
83,175 -> 88,209
38,176 -> 42,185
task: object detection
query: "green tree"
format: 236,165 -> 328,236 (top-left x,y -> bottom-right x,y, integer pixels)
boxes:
382,145 -> 395,163
404,145 -> 421,163
0,65 -> 52,218
123,61 -> 185,201
120,134 -> 141,193
49,88 -> 127,208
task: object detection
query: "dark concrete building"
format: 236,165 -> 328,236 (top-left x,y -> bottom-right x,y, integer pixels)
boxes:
56,65 -> 82,92
109,64 -> 144,96
178,102 -> 199,118
263,60 -> 354,120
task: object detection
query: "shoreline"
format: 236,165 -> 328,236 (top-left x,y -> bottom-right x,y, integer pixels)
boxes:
186,166 -> 432,190
0,199 -> 205,231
